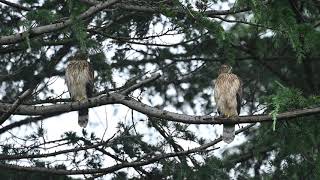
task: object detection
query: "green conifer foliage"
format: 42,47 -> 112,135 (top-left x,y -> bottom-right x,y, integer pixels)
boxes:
0,0 -> 319,179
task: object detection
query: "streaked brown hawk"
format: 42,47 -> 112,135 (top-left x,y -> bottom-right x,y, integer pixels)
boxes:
214,64 -> 242,143
65,52 -> 94,128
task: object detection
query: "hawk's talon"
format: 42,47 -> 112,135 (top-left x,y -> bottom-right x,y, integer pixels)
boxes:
77,96 -> 87,101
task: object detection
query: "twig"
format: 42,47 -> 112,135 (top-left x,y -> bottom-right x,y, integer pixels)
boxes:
120,73 -> 161,95
0,138 -> 112,160
0,124 -> 254,175
212,15 -> 275,30
0,113 -> 62,135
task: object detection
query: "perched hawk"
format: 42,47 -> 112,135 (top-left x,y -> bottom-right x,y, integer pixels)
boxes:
65,52 -> 94,128
214,64 -> 242,143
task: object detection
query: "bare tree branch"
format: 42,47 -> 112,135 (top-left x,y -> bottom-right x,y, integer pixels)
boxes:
82,0 -> 251,16
0,113 -> 62,135
120,73 -> 161,95
0,0 -> 119,45
0,89 -> 33,125
149,117 -> 199,167
0,87 -> 319,125
0,0 -> 251,45
115,4 -> 251,16
0,138 -> 112,160
212,15 -> 274,30
0,124 -> 254,175
204,7 -> 251,16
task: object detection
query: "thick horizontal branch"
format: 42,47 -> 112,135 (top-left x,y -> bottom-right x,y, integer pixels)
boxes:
116,4 -> 251,17
0,124 -> 254,175
0,90 -> 319,125
116,96 -> 320,124
0,71 -> 319,125
80,0 -> 251,16
0,0 -> 118,45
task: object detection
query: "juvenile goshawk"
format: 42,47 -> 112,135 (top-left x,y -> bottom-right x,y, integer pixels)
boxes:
65,52 -> 94,128
214,64 -> 242,143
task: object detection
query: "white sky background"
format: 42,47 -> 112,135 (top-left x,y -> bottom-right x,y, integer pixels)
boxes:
0,0 -> 263,179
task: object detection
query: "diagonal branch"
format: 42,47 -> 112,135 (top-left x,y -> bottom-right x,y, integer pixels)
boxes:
120,73 -> 161,95
0,0 -> 32,11
149,117 -> 199,167
0,0 -> 119,45
0,113 -> 63,135
0,89 -> 33,125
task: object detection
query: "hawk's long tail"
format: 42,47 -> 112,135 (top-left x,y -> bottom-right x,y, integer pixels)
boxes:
223,124 -> 235,143
78,108 -> 89,128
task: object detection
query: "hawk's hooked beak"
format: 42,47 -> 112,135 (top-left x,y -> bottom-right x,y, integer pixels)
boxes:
228,66 -> 232,73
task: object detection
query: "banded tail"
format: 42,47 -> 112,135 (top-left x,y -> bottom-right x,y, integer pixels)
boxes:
223,124 -> 235,143
78,108 -> 88,128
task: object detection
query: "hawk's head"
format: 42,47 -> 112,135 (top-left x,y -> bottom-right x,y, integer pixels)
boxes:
218,64 -> 232,74
70,52 -> 88,62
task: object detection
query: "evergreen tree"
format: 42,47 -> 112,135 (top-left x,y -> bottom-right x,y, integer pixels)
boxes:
0,0 -> 319,179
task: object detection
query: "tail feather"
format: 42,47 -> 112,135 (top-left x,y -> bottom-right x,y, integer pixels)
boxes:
223,125 -> 235,143
78,108 -> 89,128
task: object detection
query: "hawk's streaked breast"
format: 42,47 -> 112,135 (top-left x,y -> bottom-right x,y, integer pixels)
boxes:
65,60 -> 93,101
214,73 -> 241,116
